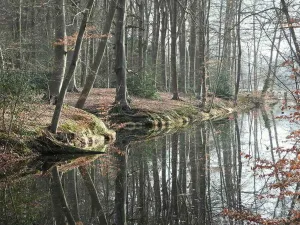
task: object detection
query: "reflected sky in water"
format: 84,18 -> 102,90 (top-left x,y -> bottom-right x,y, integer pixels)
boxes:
1,104 -> 300,225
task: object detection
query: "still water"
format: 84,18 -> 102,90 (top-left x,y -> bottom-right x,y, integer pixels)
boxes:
1,105 -> 299,225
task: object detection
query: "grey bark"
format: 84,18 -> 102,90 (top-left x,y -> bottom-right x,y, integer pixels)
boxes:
168,0 -> 179,100
50,0 -> 94,133
160,1 -> 168,91
49,0 -> 67,100
234,0 -> 242,104
75,0 -> 117,109
114,0 -> 130,110
188,0 -> 197,92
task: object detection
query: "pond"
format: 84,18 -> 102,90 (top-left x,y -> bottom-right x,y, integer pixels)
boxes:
1,104 -> 299,225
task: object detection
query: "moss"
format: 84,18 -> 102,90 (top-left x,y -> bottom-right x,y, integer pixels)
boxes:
60,120 -> 79,133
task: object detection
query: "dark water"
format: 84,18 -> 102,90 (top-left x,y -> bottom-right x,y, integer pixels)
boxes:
0,105 -> 299,225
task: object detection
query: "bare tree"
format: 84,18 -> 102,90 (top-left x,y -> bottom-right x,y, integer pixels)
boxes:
114,0 -> 131,110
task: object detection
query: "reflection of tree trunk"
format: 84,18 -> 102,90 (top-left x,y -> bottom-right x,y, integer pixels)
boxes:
221,121 -> 235,208
162,135 -> 168,220
152,145 -> 161,222
179,132 -> 187,222
199,127 -> 206,224
66,169 -> 80,222
209,120 -> 225,207
190,131 -> 198,218
114,146 -> 128,225
51,166 -> 76,225
138,152 -> 145,225
261,108 -> 275,165
171,133 -> 179,224
79,166 -> 107,224
50,181 -> 65,224
234,115 -> 242,211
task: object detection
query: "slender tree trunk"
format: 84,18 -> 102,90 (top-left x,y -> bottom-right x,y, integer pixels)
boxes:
114,0 -> 130,110
189,0 -> 197,93
50,0 -> 94,133
179,1 -> 187,93
49,0 -> 67,101
138,0 -> 144,74
160,1 -> 168,91
169,0 -> 179,100
199,0 -> 207,106
152,0 -> 160,85
234,0 -> 242,104
75,0 -> 117,109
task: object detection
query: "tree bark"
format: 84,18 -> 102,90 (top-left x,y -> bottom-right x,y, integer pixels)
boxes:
114,0 -> 130,110
50,0 -> 94,133
75,0 -> 117,109
189,0 -> 197,93
168,0 -> 179,100
49,0 -> 67,101
160,1 -> 168,91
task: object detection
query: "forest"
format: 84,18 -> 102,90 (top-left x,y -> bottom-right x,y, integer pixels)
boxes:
1,0 -> 300,224
0,0 -> 299,113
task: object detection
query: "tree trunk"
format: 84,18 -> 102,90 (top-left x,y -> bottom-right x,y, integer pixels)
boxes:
169,0 -> 179,100
160,2 -> 168,91
179,1 -> 187,93
50,0 -> 94,133
49,0 -> 67,101
199,0 -> 206,106
152,0 -> 160,85
189,0 -> 197,93
234,0 -> 242,104
114,0 -> 130,110
75,0 -> 117,109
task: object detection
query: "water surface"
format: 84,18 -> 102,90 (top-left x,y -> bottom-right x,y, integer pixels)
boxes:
0,105 -> 299,225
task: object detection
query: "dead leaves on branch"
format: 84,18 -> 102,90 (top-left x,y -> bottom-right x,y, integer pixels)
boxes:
53,27 -> 112,48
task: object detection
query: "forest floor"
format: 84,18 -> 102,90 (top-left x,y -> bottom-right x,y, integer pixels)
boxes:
0,88 -> 278,176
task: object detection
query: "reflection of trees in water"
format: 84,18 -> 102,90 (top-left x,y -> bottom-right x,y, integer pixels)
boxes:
2,108 -> 298,224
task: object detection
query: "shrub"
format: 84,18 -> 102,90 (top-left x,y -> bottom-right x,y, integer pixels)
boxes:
127,72 -> 160,99
0,70 -> 42,135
